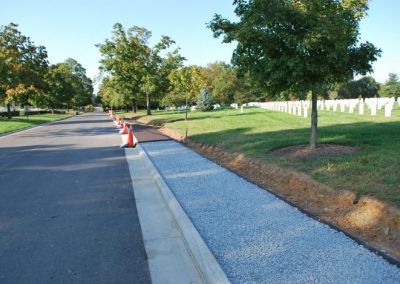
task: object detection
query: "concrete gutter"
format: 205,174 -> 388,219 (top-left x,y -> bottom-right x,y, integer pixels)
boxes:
125,144 -> 230,284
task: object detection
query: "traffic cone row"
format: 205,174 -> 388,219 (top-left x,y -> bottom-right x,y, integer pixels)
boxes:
120,126 -> 137,148
108,113 -> 137,148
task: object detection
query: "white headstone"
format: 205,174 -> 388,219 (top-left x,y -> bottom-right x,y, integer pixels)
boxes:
326,101 -> 330,111
359,100 -> 364,115
385,103 -> 392,117
340,103 -> 345,112
371,105 -> 377,116
297,104 -> 302,116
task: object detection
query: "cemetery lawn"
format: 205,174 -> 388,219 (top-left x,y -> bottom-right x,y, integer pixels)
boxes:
0,114 -> 69,134
122,107 -> 400,207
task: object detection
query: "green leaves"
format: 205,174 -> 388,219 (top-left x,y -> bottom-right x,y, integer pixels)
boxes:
97,23 -> 184,113
0,23 -> 92,112
382,73 -> 400,98
209,0 -> 381,94
0,23 -> 48,106
209,0 -> 381,148
45,59 -> 93,109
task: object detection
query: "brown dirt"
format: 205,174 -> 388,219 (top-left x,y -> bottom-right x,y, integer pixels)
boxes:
134,116 -> 400,263
270,144 -> 360,159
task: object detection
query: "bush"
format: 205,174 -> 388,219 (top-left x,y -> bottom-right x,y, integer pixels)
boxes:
85,104 -> 94,112
196,88 -> 213,111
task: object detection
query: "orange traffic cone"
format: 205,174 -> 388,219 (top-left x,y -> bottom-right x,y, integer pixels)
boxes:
127,127 -> 135,147
116,118 -> 123,129
119,122 -> 128,135
120,127 -> 137,148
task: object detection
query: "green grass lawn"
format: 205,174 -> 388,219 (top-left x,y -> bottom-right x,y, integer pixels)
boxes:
0,114 -> 69,134
121,105 -> 400,207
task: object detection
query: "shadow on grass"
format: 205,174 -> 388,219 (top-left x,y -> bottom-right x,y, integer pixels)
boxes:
188,120 -> 400,206
188,120 -> 400,152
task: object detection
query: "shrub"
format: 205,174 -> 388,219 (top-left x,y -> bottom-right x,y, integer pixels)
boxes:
85,104 -> 94,112
196,88 -> 213,111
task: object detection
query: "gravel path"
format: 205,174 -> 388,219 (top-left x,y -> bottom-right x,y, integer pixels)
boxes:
142,140 -> 400,284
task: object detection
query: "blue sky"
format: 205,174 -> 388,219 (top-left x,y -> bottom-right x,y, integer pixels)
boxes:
2,0 -> 399,86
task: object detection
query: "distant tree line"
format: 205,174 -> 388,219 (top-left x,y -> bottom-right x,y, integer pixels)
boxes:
97,23 -> 269,113
99,1 -> 381,150
327,74 -> 400,100
0,23 -> 94,118
98,21 -> 396,117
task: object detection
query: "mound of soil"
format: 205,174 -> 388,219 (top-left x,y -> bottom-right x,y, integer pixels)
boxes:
134,117 -> 400,263
270,144 -> 360,159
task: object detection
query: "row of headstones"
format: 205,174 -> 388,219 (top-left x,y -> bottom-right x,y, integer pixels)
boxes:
246,101 -> 311,117
318,97 -> 399,117
246,97 -> 399,118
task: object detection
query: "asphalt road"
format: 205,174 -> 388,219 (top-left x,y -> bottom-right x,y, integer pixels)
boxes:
0,113 -> 151,283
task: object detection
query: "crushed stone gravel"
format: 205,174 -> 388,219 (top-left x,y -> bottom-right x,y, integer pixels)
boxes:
142,140 -> 400,283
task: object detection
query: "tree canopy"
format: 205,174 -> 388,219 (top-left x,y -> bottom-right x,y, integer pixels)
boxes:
97,23 -> 184,114
0,23 -> 48,115
338,76 -> 379,99
0,23 -> 94,116
382,73 -> 400,98
209,0 -> 381,148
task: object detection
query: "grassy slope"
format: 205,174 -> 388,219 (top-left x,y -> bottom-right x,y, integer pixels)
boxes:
0,114 -> 69,134
122,106 -> 400,207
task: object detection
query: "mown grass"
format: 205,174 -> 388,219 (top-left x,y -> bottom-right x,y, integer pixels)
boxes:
0,114 -> 69,134
120,105 -> 400,207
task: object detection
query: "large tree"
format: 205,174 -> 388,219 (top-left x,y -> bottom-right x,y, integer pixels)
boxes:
45,64 -> 74,112
64,58 -> 93,108
205,62 -> 238,105
382,73 -> 400,98
209,0 -> 381,148
97,23 -> 183,115
338,76 -> 379,99
98,76 -> 128,110
0,23 -> 48,118
163,65 -> 208,120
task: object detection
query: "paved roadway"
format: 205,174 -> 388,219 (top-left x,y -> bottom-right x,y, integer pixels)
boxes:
0,113 -> 151,283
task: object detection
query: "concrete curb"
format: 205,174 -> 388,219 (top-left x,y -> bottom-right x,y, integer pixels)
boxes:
125,144 -> 230,284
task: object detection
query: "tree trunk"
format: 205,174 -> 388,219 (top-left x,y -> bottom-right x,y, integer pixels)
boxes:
6,103 -> 11,119
146,93 -> 151,115
185,97 -> 188,122
132,98 -> 137,113
310,91 -> 318,149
